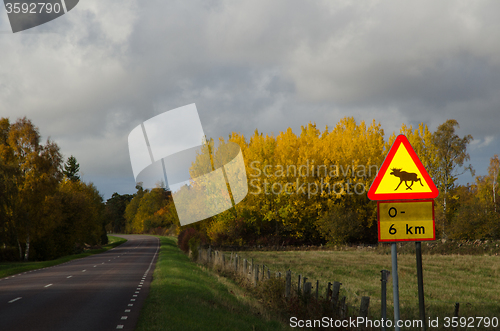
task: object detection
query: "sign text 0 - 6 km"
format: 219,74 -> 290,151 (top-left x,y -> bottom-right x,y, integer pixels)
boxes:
378,200 -> 435,242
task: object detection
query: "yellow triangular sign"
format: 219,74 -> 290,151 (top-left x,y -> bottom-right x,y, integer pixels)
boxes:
368,135 -> 439,200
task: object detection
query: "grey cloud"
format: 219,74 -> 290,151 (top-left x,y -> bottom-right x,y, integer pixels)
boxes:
1,0 -> 499,198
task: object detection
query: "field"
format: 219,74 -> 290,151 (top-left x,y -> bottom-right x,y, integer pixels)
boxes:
229,246 -> 500,328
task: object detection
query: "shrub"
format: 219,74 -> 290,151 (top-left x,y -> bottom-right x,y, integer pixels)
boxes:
188,236 -> 200,260
177,227 -> 198,253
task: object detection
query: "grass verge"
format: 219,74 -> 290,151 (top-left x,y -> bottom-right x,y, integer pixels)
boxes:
0,235 -> 127,279
135,236 -> 292,331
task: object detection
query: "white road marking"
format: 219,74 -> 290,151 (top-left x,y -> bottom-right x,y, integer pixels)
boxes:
116,325 -> 124,329
67,276 -> 73,279
94,265 -> 97,267
121,316 -> 128,320
128,304 -> 133,307
82,270 -> 86,272
125,309 -> 131,312
45,284 -> 53,288
130,299 -> 136,302
8,297 -> 22,303
135,291 -> 139,294
133,295 -> 137,297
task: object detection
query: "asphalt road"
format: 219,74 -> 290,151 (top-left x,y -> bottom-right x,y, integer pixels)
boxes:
0,235 -> 159,331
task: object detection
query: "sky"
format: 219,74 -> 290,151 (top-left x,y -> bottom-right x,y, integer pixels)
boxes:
1,0 -> 499,200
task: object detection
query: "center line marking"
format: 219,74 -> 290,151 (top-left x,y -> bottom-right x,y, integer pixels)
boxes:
45,284 -> 53,288
8,297 -> 22,303
82,270 -> 86,272
67,276 -> 73,278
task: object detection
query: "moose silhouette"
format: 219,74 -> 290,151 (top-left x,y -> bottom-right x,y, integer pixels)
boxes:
390,168 -> 424,191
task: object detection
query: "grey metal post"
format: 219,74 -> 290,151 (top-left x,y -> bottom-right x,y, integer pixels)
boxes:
381,269 -> 389,331
416,242 -> 426,331
392,243 -> 401,331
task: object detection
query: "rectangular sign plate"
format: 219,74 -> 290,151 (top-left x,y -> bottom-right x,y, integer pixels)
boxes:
377,200 -> 435,242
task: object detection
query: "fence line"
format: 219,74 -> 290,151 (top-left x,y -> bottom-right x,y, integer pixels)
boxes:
196,247 -> 371,322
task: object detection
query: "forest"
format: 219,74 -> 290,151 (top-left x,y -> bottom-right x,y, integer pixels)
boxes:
0,117 -> 107,261
118,117 -> 500,247
2,116 -> 498,261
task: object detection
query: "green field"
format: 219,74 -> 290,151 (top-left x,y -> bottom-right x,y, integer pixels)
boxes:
0,235 -> 127,279
136,236 -> 292,331
229,248 -> 500,329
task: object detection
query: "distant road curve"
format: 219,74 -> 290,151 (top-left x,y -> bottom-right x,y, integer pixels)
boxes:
0,235 -> 159,331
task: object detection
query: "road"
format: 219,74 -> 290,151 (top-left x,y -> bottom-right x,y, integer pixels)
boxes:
0,235 -> 159,331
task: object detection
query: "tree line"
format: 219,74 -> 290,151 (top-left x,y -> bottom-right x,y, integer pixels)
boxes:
0,117 -> 107,261
119,117 -> 500,246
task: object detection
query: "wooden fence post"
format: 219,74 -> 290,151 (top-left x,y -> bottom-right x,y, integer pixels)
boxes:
304,282 -> 312,302
297,275 -> 302,295
359,296 -> 370,318
326,282 -> 332,301
285,270 -> 291,298
331,282 -> 341,308
452,303 -> 460,331
254,265 -> 259,286
339,296 -> 347,319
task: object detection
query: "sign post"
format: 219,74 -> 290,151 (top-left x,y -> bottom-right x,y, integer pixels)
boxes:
368,135 -> 438,331
416,241 -> 426,331
391,243 -> 401,331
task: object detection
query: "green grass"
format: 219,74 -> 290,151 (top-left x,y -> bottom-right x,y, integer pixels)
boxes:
0,235 -> 127,279
136,236 -> 292,331
229,249 -> 500,330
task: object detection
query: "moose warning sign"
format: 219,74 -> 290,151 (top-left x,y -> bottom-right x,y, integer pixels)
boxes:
367,135 -> 439,200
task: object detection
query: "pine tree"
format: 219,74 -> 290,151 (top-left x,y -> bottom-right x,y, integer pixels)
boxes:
63,155 -> 80,182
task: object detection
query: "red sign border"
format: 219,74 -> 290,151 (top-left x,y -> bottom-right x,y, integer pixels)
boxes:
368,135 -> 439,200
377,200 -> 436,242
